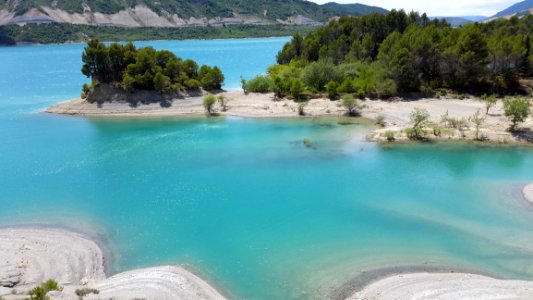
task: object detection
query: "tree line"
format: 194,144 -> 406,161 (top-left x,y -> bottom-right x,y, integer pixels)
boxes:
245,10 -> 533,99
81,40 -> 224,96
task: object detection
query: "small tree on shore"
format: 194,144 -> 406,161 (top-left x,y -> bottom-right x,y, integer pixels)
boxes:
217,95 -> 228,112
29,279 -> 62,300
482,94 -> 497,115
341,94 -> 361,116
291,79 -> 303,101
326,80 -> 339,100
408,108 -> 430,140
469,109 -> 485,140
504,97 -> 530,131
203,94 -> 217,116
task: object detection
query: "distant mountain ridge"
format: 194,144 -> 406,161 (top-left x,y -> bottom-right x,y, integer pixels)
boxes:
322,2 -> 388,15
0,0 -> 387,27
491,0 -> 533,18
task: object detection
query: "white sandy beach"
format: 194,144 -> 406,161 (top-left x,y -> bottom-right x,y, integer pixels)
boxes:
0,227 -> 226,300
348,272 -> 533,300
46,91 -> 533,145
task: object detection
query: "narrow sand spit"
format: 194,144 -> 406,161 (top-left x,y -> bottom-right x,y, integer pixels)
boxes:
348,272 -> 533,300
45,91 -> 345,118
0,228 -> 226,300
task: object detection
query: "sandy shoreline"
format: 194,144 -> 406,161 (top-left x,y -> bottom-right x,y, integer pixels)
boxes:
0,227 -> 226,300
347,272 -> 533,300
46,92 -> 533,146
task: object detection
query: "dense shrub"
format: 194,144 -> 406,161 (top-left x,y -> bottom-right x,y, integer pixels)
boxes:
245,76 -> 273,93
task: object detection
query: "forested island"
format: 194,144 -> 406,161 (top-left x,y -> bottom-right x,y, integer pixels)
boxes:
80,40 -> 224,103
245,10 -> 533,99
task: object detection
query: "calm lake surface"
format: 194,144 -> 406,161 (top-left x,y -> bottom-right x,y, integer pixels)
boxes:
1,38 -> 533,300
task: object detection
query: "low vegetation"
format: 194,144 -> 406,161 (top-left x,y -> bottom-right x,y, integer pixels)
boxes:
203,94 -> 217,116
75,287 -> 100,300
0,24 -> 316,45
29,279 -> 62,300
504,97 -> 531,131
81,40 -> 224,98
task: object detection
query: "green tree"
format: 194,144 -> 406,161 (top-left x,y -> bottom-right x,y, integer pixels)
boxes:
469,109 -> 485,140
29,279 -> 62,300
153,72 -> 171,94
217,95 -> 228,112
326,81 -> 339,100
203,94 -> 217,116
408,108 -> 430,140
504,97 -> 530,131
290,79 -> 303,101
482,94 -> 497,115
341,94 -> 361,116
199,66 -> 224,90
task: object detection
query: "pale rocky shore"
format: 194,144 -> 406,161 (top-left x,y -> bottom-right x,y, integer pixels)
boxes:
47,91 -> 533,145
0,227 -> 226,300
348,272 -> 533,300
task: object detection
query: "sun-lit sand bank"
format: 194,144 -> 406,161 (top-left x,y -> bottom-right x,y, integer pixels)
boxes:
0,227 -> 226,300
47,92 -> 533,145
347,272 -> 533,300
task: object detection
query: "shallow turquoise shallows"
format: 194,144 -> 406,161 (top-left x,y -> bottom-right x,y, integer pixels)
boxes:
2,38 -> 533,300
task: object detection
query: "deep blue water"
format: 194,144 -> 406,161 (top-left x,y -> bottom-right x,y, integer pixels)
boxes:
1,38 -> 533,300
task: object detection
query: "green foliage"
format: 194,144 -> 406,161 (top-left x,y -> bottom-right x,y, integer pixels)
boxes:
0,23 -> 316,45
275,11 -> 533,96
80,40 -> 222,96
326,81 -> 339,100
81,83 -> 91,99
341,94 -> 361,116
245,76 -> 273,93
408,108 -> 430,140
384,130 -> 396,142
203,94 -> 217,116
482,94 -> 498,114
153,72 -> 171,94
29,279 -> 62,300
504,97 -> 531,130
375,115 -> 386,127
469,109 -> 485,140
75,288 -> 99,299
301,60 -> 341,91
290,80 -> 304,101
217,95 -> 228,112
240,76 -> 247,94
199,66 -> 224,90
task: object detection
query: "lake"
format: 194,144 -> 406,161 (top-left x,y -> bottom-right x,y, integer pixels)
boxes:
1,38 -> 533,300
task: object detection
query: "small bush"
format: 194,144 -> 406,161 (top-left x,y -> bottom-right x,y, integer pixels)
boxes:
504,97 -> 530,131
384,131 -> 395,142
202,94 -> 217,116
291,80 -> 304,101
217,95 -> 228,112
376,79 -> 397,99
245,76 -> 273,93
29,279 -> 62,300
297,102 -> 307,116
75,288 -> 99,299
341,94 -> 361,116
326,80 -> 339,100
408,108 -> 430,140
375,115 -> 386,127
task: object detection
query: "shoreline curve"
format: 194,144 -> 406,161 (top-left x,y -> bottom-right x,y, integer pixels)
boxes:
0,227 -> 227,300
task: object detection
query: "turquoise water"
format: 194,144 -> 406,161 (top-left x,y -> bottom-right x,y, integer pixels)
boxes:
2,38 -> 533,300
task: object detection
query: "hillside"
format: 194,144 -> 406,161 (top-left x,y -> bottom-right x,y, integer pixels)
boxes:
0,0 -> 386,27
491,0 -> 533,18
321,2 -> 388,15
